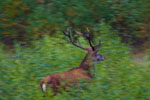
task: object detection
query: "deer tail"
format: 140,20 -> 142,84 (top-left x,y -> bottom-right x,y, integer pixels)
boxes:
40,80 -> 47,92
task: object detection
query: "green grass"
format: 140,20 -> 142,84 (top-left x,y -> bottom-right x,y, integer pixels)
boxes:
0,35 -> 149,100
0,24 -> 150,100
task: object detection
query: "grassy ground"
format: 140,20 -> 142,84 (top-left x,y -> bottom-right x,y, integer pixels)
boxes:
0,34 -> 150,100
130,46 -> 149,67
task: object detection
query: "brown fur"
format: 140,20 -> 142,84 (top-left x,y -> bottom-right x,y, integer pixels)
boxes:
40,67 -> 92,94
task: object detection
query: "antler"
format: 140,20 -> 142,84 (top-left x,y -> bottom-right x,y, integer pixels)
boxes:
73,28 -> 95,51
63,27 -> 101,51
86,27 -> 95,51
63,28 -> 88,50
86,27 -> 102,50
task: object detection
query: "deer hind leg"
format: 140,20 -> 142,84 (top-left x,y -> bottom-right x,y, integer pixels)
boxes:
51,84 -> 59,96
46,77 -> 61,96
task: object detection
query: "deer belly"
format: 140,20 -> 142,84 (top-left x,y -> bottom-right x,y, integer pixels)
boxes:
60,72 -> 92,85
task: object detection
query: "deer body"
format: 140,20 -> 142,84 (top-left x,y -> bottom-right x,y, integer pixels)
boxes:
40,28 -> 105,95
40,67 -> 92,94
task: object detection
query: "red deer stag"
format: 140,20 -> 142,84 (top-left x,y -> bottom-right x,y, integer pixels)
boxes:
40,28 -> 105,95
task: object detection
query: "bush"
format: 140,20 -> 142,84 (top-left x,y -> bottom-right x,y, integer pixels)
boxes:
1,0 -> 150,46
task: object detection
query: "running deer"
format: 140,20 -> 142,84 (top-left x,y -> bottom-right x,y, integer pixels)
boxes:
40,28 -> 105,95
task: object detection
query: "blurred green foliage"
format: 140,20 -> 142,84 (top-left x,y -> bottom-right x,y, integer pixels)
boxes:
0,0 -> 150,46
0,24 -> 149,100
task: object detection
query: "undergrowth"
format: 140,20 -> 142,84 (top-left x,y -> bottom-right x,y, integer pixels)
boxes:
0,24 -> 149,100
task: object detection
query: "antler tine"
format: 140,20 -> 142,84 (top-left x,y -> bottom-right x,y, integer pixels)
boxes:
74,30 -> 84,37
63,28 -> 88,50
86,27 -> 90,37
63,27 -> 71,36
86,27 -> 95,51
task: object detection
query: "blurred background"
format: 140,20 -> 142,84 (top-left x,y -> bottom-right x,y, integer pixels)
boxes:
0,0 -> 150,100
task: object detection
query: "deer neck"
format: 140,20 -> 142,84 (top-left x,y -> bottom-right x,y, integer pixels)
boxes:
78,53 -> 95,77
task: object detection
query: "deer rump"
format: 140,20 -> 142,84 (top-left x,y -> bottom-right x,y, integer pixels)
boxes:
40,68 -> 92,95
